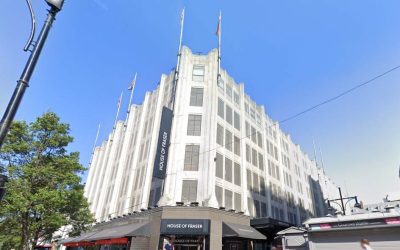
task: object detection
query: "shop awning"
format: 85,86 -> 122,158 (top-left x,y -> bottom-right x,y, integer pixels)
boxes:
222,222 -> 266,240
127,223 -> 150,237
86,222 -> 149,241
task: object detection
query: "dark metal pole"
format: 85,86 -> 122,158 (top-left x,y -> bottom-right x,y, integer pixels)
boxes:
0,7 -> 59,148
338,187 -> 345,215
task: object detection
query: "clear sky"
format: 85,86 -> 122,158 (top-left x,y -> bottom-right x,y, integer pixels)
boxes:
1,0 -> 399,203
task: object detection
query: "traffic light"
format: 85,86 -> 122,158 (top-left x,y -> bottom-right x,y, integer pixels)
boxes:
0,174 -> 8,201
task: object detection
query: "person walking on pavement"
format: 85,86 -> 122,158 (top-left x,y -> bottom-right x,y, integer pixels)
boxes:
360,239 -> 374,250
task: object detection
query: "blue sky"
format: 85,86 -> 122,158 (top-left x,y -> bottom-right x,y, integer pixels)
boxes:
1,0 -> 400,203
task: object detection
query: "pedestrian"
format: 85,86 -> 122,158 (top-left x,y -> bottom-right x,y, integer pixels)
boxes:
360,239 -> 374,250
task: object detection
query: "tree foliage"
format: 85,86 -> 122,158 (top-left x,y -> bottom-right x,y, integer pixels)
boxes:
0,112 -> 94,250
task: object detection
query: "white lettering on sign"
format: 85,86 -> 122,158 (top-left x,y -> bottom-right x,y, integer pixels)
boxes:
166,223 -> 203,229
158,131 -> 169,171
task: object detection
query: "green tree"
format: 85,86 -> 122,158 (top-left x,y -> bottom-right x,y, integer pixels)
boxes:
0,112 -> 94,250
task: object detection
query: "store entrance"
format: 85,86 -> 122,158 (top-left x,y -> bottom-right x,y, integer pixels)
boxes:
161,235 -> 206,250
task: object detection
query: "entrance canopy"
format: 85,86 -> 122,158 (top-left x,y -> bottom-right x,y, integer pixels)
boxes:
85,222 -> 149,241
222,222 -> 266,240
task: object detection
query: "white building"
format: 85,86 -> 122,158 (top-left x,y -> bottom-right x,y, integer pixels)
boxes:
84,46 -> 337,229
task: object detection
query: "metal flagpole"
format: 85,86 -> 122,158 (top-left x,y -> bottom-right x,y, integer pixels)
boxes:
126,73 -> 137,126
113,91 -> 123,131
217,11 -> 222,86
89,123 -> 101,165
170,8 -> 185,110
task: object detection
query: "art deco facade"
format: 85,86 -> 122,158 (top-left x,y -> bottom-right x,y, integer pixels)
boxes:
84,46 -> 337,226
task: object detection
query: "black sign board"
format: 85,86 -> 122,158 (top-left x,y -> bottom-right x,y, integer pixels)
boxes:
160,219 -> 210,235
153,107 -> 173,179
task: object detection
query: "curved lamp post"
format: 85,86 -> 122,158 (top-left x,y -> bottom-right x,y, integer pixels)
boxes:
0,0 -> 65,148
326,187 -> 361,215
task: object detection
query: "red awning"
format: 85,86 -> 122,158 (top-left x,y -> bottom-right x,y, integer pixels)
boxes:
94,237 -> 129,245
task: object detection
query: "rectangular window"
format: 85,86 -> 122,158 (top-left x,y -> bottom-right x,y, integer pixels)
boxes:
226,84 -> 233,99
216,185 -> 223,207
254,200 -> 260,218
246,144 -> 251,163
248,197 -> 254,216
234,136 -> 240,156
184,145 -> 200,171
251,148 -> 258,167
218,98 -> 224,119
253,173 -> 259,193
225,189 -> 233,209
234,193 -> 241,212
258,153 -> 264,171
226,105 -> 233,125
181,180 -> 197,203
216,124 -> 224,146
225,157 -> 233,182
216,153 -> 223,178
245,103 -> 249,115
225,129 -> 233,151
245,121 -> 250,137
190,87 -> 203,106
234,92 -> 240,105
192,65 -> 205,82
257,132 -> 263,148
260,177 -> 266,196
250,108 -> 256,120
187,114 -> 202,136
247,169 -> 252,191
234,162 -> 241,186
261,202 -> 267,217
234,112 -> 240,130
251,126 -> 257,143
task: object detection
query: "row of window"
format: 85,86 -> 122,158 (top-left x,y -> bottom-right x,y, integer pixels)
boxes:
246,169 -> 266,196
245,121 -> 263,148
216,186 -> 241,211
215,153 -> 241,186
218,98 -> 241,131
266,139 -> 279,161
268,160 -> 281,181
248,198 -> 267,218
245,144 -> 264,171
216,124 -> 241,156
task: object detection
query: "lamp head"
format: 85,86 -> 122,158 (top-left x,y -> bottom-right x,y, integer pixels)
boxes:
45,0 -> 64,11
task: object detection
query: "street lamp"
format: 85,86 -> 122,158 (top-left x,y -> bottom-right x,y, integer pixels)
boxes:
0,0 -> 65,148
326,187 -> 360,215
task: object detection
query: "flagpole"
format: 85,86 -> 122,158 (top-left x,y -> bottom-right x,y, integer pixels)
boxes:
126,72 -> 137,126
217,11 -> 222,84
89,123 -> 101,165
170,8 -> 185,110
113,91 -> 123,131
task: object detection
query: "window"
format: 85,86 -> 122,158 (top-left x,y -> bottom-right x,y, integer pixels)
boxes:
226,105 -> 233,125
225,157 -> 233,182
187,115 -> 202,136
251,126 -> 257,143
250,108 -> 255,120
190,87 -> 203,106
184,145 -> 200,171
225,129 -> 232,151
234,193 -> 241,212
253,173 -> 259,193
248,198 -> 254,216
247,169 -> 252,191
258,153 -> 264,171
245,121 -> 250,137
192,65 -> 205,81
260,177 -> 266,196
216,186 -> 223,206
234,163 -> 241,186
181,180 -> 197,203
246,144 -> 251,163
216,124 -> 224,146
252,148 -> 258,167
218,98 -> 224,118
234,92 -> 240,105
254,200 -> 260,217
257,132 -> 263,148
225,190 -> 233,209
234,112 -> 240,130
245,102 -> 249,115
234,136 -> 240,156
216,153 -> 223,178
261,202 -> 267,217
226,84 -> 233,99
